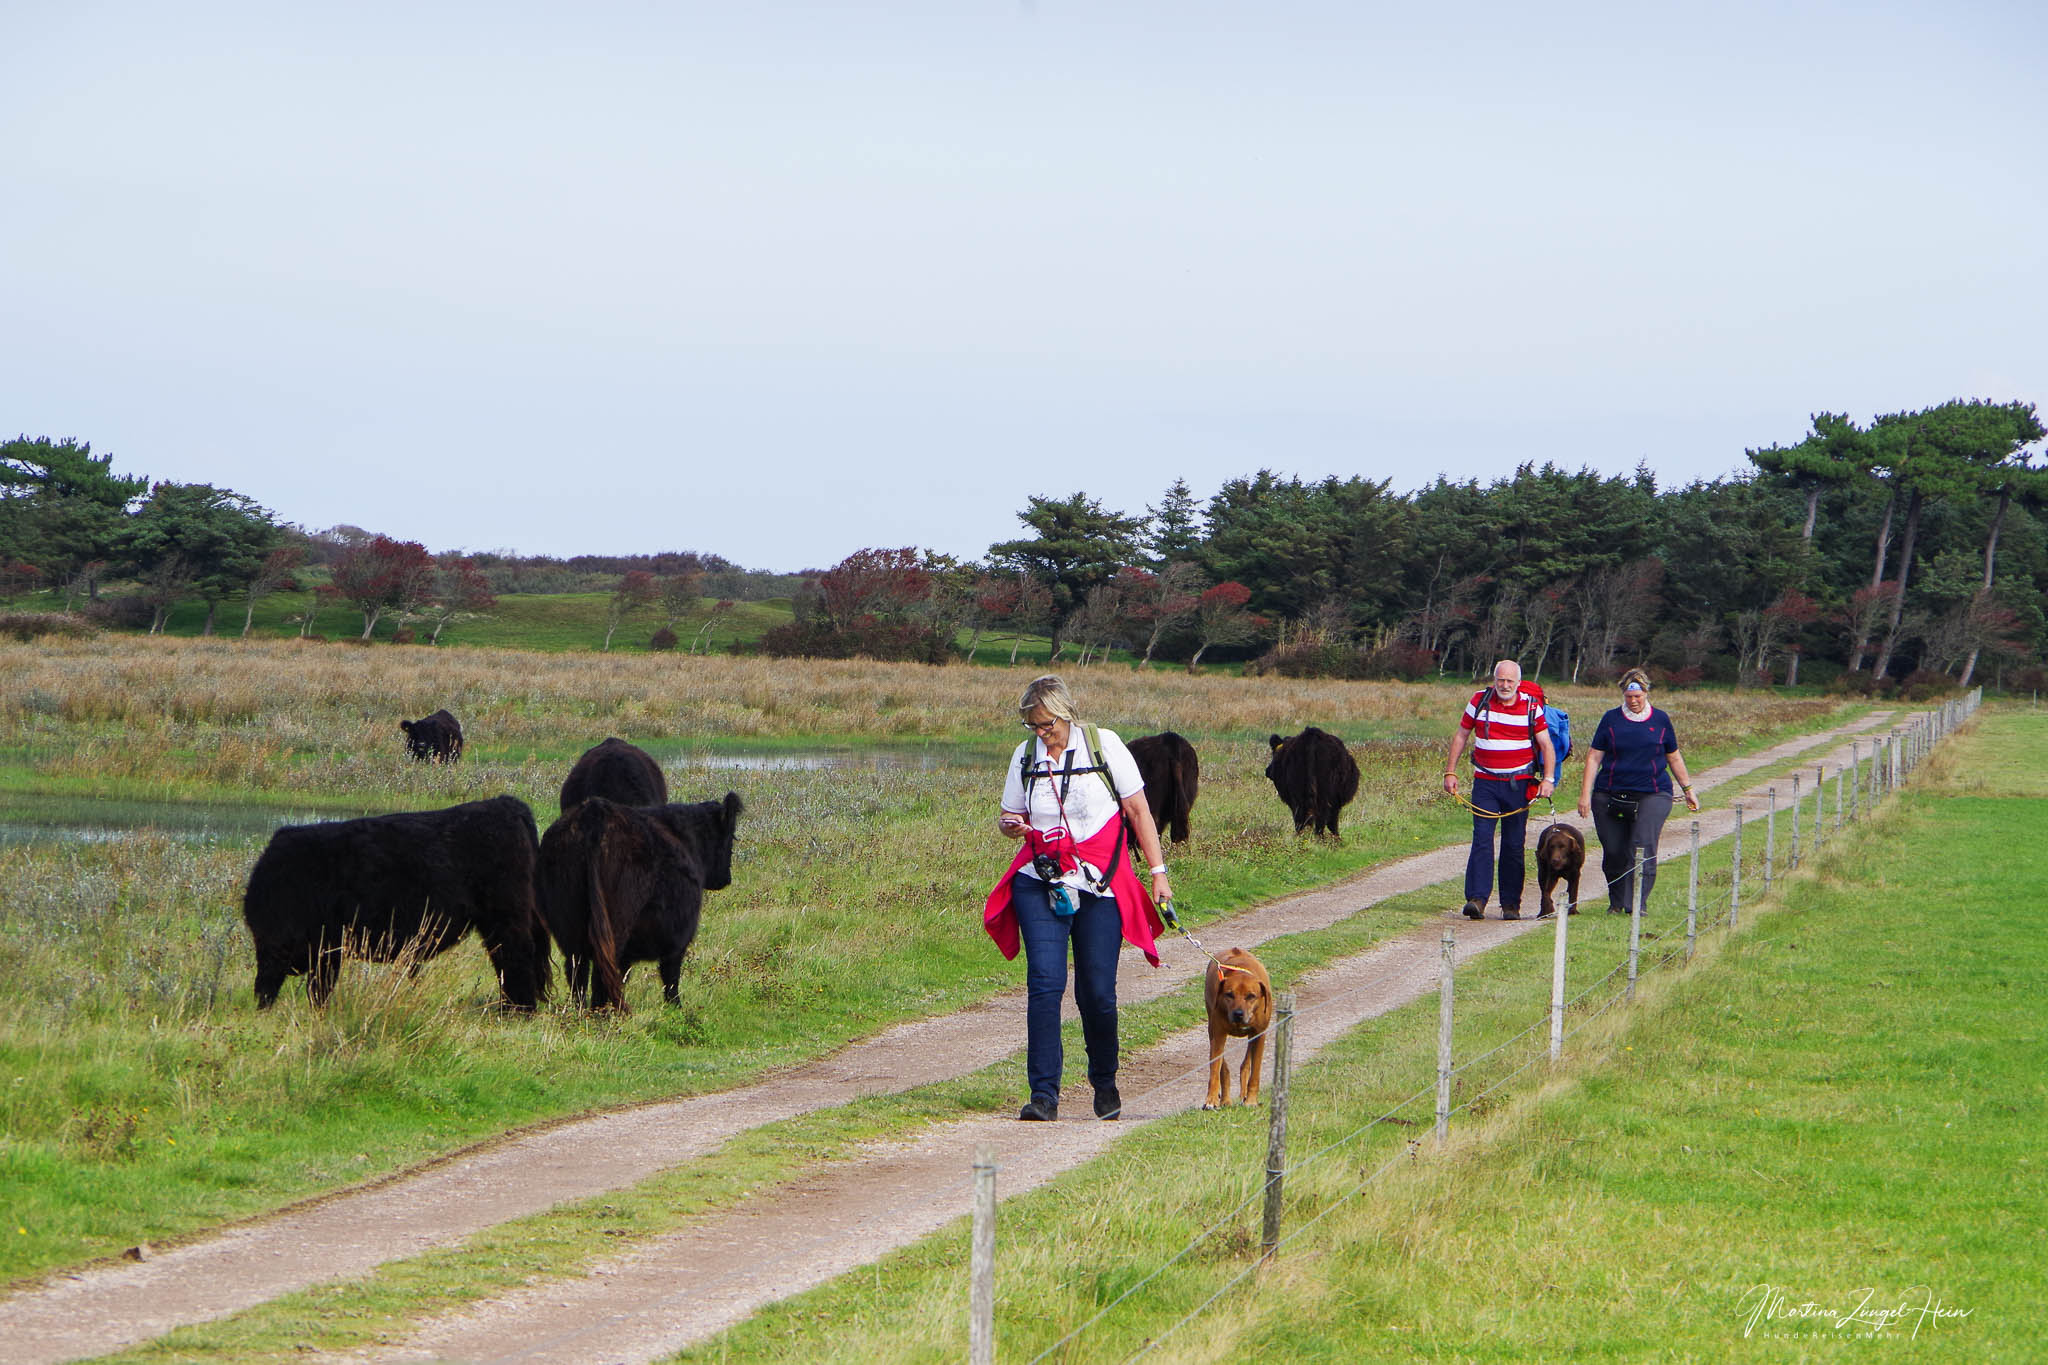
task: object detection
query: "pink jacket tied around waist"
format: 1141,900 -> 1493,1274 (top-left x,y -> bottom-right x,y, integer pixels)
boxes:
984,815 -> 1163,967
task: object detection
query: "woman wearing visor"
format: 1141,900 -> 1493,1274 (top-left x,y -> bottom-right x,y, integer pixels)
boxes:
1577,668 -> 1701,913
983,675 -> 1172,1122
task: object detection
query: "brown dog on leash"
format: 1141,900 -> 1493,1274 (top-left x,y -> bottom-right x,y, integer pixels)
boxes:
1535,821 -> 1585,918
1203,947 -> 1273,1108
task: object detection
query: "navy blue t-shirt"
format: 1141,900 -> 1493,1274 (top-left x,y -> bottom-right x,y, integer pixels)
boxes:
1589,706 -> 1679,795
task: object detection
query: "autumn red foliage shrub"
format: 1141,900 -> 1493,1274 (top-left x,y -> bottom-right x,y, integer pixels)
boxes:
761,619 -> 953,663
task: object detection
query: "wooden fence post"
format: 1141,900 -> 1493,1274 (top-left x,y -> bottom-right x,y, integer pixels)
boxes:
1790,772 -> 1801,869
1260,992 -> 1296,1261
1549,886 -> 1569,1064
1436,931 -> 1454,1145
1626,848 -> 1644,1000
1764,787 -> 1776,893
971,1145 -> 996,1365
1686,820 -> 1699,962
1730,804 -> 1743,931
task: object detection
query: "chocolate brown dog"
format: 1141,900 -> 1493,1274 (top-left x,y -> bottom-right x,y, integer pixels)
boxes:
1203,947 -> 1273,1108
1535,821 -> 1585,918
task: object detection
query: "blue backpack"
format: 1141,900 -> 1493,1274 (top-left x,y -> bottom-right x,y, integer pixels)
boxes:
1543,703 -> 1572,766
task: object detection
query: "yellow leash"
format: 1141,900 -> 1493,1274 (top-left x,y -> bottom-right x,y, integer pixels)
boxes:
1158,900 -> 1250,976
1448,789 -> 1556,821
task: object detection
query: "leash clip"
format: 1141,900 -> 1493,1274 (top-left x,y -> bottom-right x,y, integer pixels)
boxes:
1160,898 -> 1234,973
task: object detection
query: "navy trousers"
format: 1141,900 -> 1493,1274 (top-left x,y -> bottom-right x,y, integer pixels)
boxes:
1011,871 -> 1122,1103
1464,776 -> 1529,911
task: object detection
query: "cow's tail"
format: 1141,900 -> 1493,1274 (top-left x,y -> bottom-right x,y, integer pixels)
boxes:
586,825 -> 630,1013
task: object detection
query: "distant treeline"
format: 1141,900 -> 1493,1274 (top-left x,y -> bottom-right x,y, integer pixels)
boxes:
458,550 -> 805,602
771,399 -> 2048,690
0,436 -> 803,641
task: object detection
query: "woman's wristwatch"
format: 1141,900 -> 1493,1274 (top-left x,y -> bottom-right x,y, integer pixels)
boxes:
1149,864 -> 1168,876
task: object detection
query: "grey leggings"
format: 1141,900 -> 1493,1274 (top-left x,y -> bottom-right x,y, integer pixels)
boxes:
1590,790 -> 1674,912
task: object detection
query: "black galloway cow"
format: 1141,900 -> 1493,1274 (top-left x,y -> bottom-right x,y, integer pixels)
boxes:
539,792 -> 743,1012
400,709 -> 464,763
1265,727 -> 1360,837
242,795 -> 547,1010
1127,731 -> 1200,843
559,737 -> 668,814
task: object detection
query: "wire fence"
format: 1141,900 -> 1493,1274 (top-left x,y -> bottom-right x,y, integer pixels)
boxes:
970,691 -> 1979,1364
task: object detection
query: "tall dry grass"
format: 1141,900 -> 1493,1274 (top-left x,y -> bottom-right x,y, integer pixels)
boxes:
4,634 -> 1835,750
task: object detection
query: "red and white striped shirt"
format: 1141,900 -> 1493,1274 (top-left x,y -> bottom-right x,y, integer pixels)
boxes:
1460,689 -> 1541,777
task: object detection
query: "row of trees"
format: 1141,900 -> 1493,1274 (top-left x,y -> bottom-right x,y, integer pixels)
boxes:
768,398 -> 2046,685
0,438 -> 501,641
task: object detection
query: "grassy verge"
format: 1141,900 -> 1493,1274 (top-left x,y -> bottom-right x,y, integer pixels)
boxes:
0,641 -> 1861,1288
657,703 -> 2032,1362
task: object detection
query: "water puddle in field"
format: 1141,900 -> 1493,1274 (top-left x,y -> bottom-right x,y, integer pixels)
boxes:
0,800 -> 367,848
673,750 -> 976,773
0,746 -> 993,848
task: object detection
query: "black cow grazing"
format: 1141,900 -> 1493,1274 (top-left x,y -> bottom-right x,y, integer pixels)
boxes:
559,737 -> 668,814
242,795 -> 548,1010
1265,727 -> 1361,837
539,792 -> 743,1012
400,709 -> 464,763
1127,731 -> 1200,843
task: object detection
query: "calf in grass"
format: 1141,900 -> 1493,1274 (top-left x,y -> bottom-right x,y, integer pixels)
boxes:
539,793 -> 743,1011
242,796 -> 547,1010
399,709 -> 464,763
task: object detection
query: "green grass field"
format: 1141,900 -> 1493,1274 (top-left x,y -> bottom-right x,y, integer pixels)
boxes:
655,703 -> 2038,1363
116,588 -> 799,655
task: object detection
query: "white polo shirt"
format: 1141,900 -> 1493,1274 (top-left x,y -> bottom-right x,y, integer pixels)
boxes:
1002,726 -> 1144,853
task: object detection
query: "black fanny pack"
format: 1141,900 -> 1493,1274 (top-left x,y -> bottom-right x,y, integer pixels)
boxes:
1603,791 -> 1642,820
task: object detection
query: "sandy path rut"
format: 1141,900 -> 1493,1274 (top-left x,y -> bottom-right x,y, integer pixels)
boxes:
0,712 -> 1899,1365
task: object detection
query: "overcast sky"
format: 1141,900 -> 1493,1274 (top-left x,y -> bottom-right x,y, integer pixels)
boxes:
4,2 -> 2043,571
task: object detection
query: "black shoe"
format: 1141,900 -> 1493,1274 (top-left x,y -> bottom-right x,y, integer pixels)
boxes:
1501,907 -> 1521,920
1018,1096 -> 1058,1122
1093,1085 -> 1122,1120
1608,904 -> 1630,915
1461,899 -> 1485,920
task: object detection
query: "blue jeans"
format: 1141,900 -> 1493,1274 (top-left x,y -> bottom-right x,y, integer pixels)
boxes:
1464,777 -> 1528,910
1011,871 -> 1121,1103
